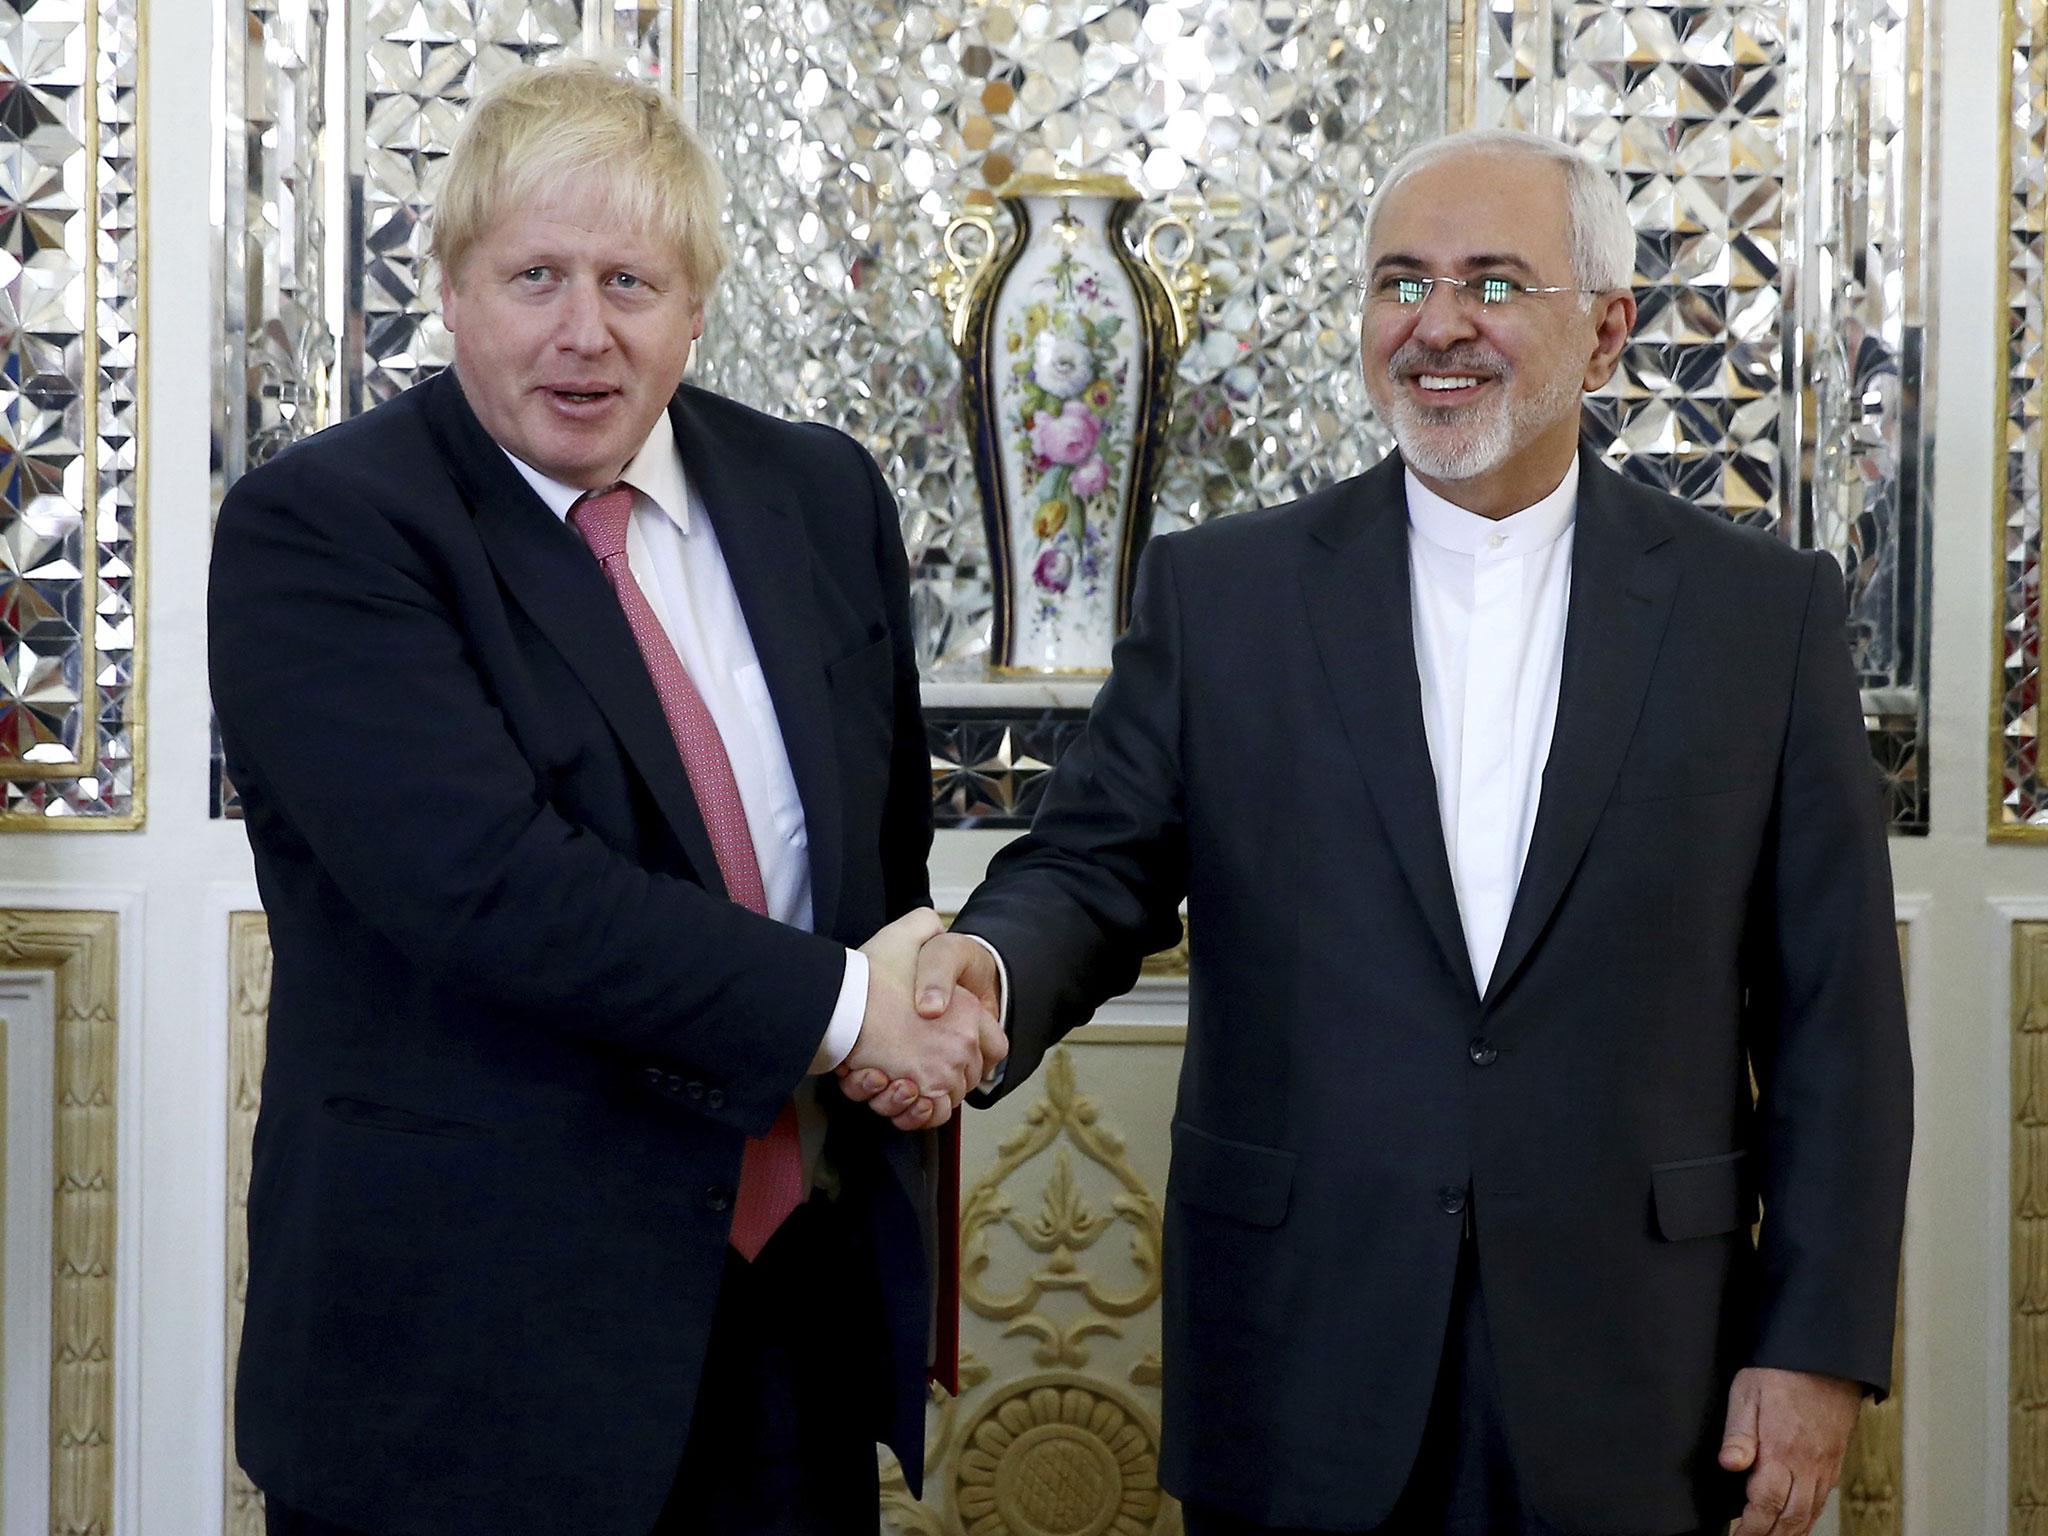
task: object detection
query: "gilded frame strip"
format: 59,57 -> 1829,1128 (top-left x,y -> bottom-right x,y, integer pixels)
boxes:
2017,919 -> 2048,1527
0,909 -> 119,1534
1994,0 -> 2046,839
224,912 -> 270,1536
1836,917 -> 1910,1535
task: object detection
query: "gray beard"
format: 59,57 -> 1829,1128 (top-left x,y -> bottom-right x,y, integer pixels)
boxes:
1387,368 -> 1584,483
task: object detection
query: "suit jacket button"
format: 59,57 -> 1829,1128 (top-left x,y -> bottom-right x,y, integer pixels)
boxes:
1439,1185 -> 1468,1215
685,1080 -> 706,1100
643,1066 -> 664,1087
705,1187 -> 732,1213
706,1088 -> 727,1110
665,1074 -> 686,1094
1468,1039 -> 1499,1067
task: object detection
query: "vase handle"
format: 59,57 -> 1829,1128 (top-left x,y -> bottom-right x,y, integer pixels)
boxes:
934,211 -> 1000,353
1141,213 -> 1207,355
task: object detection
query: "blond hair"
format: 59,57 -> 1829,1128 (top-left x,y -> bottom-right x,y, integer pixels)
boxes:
431,60 -> 729,296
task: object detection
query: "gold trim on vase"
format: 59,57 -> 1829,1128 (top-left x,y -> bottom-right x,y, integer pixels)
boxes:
995,172 -> 1143,202
0,909 -> 119,1533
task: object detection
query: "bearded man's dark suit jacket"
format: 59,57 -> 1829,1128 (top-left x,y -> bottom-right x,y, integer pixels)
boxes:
209,370 -> 938,1536
956,447 -> 1912,1534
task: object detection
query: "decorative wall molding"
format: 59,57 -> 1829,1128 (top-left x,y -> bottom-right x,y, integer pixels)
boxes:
0,909 -> 119,1534
224,912 -> 270,1536
2016,918 -> 2048,1531
885,1033 -> 1185,1536
1836,915 -> 1913,1536
1994,0 -> 2048,837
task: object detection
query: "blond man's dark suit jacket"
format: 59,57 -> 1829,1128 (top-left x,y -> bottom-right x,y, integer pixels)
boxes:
210,372 -> 938,1536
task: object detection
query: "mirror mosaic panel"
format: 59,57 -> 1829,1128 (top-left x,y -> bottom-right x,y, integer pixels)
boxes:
1466,0 -> 1931,830
0,0 -> 144,826
1998,0 -> 2048,838
209,0 -> 1934,833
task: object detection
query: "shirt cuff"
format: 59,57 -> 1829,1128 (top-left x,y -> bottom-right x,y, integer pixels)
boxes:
963,934 -> 1011,1089
812,948 -> 869,1074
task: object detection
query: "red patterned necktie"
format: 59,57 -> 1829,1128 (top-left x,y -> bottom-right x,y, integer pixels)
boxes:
570,483 -> 805,1262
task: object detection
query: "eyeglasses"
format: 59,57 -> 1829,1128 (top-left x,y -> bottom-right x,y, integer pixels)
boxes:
1365,273 -> 1606,310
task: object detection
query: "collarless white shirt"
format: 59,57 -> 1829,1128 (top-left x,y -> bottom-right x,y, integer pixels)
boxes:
503,413 -> 867,1074
1406,458 -> 1579,997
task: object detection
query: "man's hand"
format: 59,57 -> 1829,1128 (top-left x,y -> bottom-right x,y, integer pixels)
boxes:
839,910 -> 993,1130
841,928 -> 1009,1128
913,931 -> 1003,1024
1720,1366 -> 1863,1535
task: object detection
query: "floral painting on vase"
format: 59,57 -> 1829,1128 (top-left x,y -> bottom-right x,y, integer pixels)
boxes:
1000,242 -> 1137,666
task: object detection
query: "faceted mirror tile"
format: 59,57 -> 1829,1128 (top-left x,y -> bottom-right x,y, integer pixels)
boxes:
1999,0 -> 2048,834
692,0 -> 1448,678
0,0 -> 140,822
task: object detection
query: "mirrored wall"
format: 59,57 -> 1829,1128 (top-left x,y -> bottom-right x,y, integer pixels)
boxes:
204,0 -> 1936,832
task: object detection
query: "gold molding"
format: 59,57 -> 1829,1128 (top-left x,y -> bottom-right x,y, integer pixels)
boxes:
1838,919 -> 1910,1535
1841,1283 -> 1904,1536
0,908 -> 118,1535
960,1049 -> 1163,1328
951,1373 -> 1163,1536
1137,924 -> 1188,979
886,1043 -> 1180,1535
1069,1024 -> 1186,1046
2018,920 -> 2048,1527
225,913 -> 270,1535
1992,0 -> 2037,840
1445,0 -> 1479,133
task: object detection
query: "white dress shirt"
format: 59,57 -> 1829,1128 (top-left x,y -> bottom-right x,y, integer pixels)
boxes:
503,414 -> 868,1075
1406,459 -> 1578,995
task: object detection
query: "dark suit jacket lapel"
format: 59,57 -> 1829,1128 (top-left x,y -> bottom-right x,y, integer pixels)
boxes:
1302,454 -> 1479,999
1484,452 -> 1678,1007
670,392 -> 846,938
425,370 -> 729,898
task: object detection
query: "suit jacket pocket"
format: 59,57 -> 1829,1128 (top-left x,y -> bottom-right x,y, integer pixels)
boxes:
1650,1149 -> 1755,1240
1170,1120 -> 1296,1228
322,1095 -> 498,1141
825,634 -> 892,696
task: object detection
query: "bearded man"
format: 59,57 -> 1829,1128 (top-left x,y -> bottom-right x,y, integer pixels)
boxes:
881,129 -> 1912,1536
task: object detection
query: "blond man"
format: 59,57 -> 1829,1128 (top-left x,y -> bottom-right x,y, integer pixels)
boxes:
211,61 -> 997,1536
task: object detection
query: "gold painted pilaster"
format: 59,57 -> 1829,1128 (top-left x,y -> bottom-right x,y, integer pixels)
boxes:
225,913 -> 271,1535
1838,919 -> 1909,1536
884,1036 -> 1185,1536
0,909 -> 119,1535
2016,921 -> 2048,1529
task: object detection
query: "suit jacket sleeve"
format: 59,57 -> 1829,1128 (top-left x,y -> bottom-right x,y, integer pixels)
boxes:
1744,550 -> 1913,1395
957,536 -> 1192,1096
208,450 -> 851,1136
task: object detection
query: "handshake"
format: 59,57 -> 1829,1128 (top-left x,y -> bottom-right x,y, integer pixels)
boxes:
834,908 -> 1006,1131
